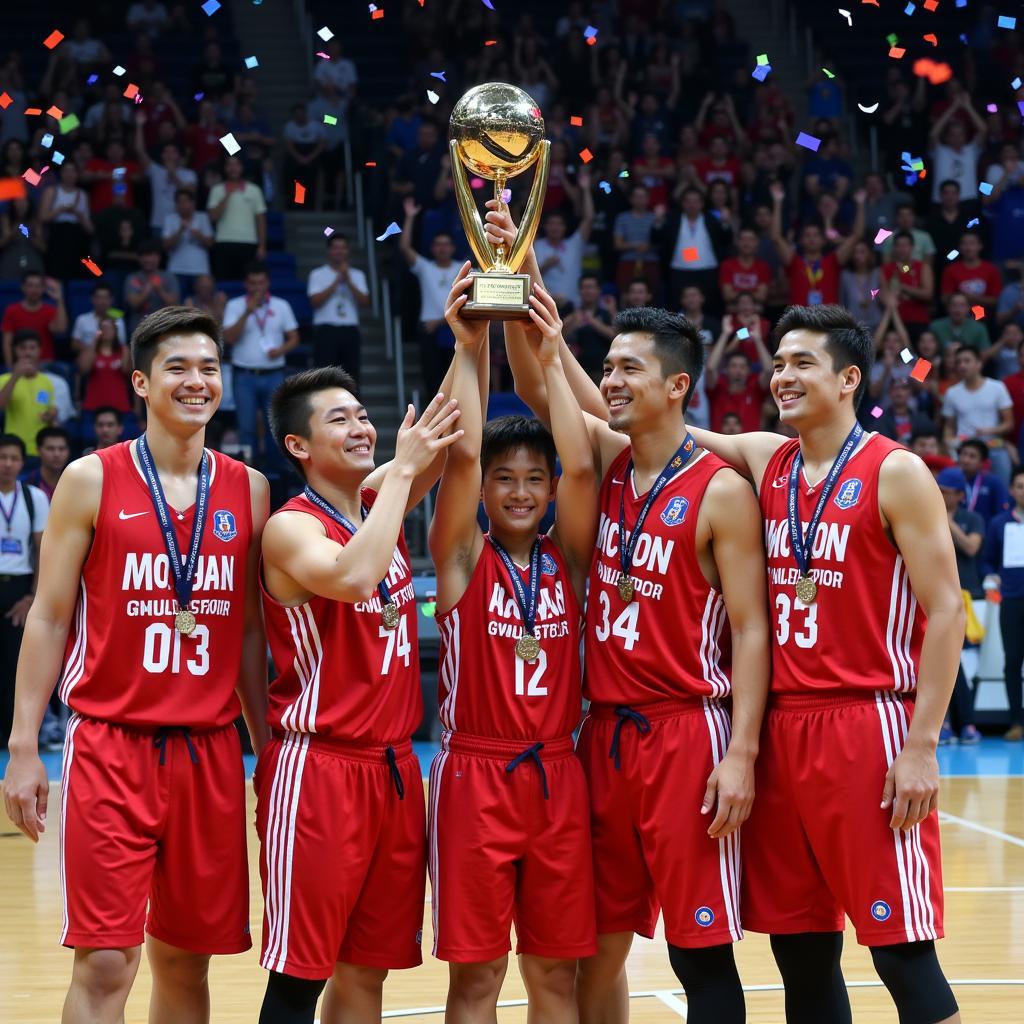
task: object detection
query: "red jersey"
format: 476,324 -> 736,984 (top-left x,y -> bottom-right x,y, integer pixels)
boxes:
261,489 -> 421,744
436,535 -> 582,741
584,446 -> 732,705
940,260 -> 1002,301
759,434 -> 926,695
881,260 -> 931,324
786,251 -> 840,305
718,257 -> 772,297
1,302 -> 57,360
693,155 -> 742,187
58,442 -> 251,729
708,376 -> 768,432
82,349 -> 132,411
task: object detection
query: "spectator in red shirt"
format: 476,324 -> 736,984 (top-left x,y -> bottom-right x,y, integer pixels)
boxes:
940,231 -> 1002,316
718,227 -> 773,308
630,133 -> 675,210
719,292 -> 772,367
769,181 -> 864,305
705,317 -> 773,431
82,138 -> 142,214
185,99 -> 228,174
691,135 -> 742,191
695,92 -> 748,150
1,272 -> 67,366
881,231 -> 935,339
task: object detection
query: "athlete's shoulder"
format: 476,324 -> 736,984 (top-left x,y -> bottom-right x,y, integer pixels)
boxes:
601,443 -> 632,485
876,444 -> 936,490
758,435 -> 800,489
877,445 -> 943,523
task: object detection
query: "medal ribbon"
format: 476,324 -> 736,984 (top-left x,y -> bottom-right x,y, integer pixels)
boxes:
252,297 -> 273,334
804,259 -> 824,287
0,487 -> 18,534
303,486 -> 393,607
966,472 -> 982,513
618,434 -> 697,584
488,535 -> 542,639
136,434 -> 209,616
787,423 -> 863,582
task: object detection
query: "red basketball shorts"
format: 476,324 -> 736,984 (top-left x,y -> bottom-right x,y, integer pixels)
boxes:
742,691 -> 944,946
59,712 -> 250,953
428,732 -> 597,962
576,698 -> 742,948
255,732 -> 426,979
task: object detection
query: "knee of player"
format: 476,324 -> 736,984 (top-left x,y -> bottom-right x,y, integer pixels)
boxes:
577,932 -> 631,983
333,963 -> 388,994
147,942 -> 211,987
520,955 -> 577,999
448,958 -> 508,1002
73,947 -> 141,998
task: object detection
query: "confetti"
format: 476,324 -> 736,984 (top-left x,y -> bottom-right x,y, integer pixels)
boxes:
24,108 -> 42,117
18,223 -> 28,237
997,15 -> 1016,29
201,0 -> 221,14
987,103 -> 998,112
480,0 -> 495,8
317,25 -> 334,41
244,55 -> 259,69
752,65 -> 772,82
756,53 -> 770,65
598,180 -> 611,194
323,114 -> 338,126
910,358 -> 932,382
905,1 -> 915,12
618,169 -> 630,178
887,32 -> 900,45
470,176 -> 484,188
41,133 -> 53,148
52,151 -> 64,165
1013,77 -> 1023,89
194,92 -> 205,101
858,101 -> 880,113
947,249 -> 959,260
796,131 -> 821,151
736,327 -> 750,339
900,347 -> 914,363
123,83 -> 139,100
427,90 -> 439,104
43,30 -> 64,50
81,257 -> 103,277
923,0 -> 938,8
871,405 -> 884,419
979,182 -> 993,195
376,221 -> 401,241
431,71 -> 447,81
874,228 -> 893,244
46,105 -> 63,119
315,52 -> 329,59
584,25 -> 599,39
682,247 -> 699,262
889,46 -> 906,58
0,179 -> 26,200
0,93 -> 11,110
871,288 -> 880,298
371,8 -> 384,18
113,65 -> 126,76
913,57 -> 953,83
967,217 -> 979,227
323,227 -> 334,236
21,168 -> 42,187
500,188 -> 511,203
294,181 -> 306,204
923,33 -> 938,45
365,161 -> 377,167
484,40 -> 497,46
219,132 -> 241,155
971,305 -> 985,319
570,115 -> 583,127
580,148 -> 594,163
823,68 -> 835,78
838,9 -> 853,26
87,74 -> 98,85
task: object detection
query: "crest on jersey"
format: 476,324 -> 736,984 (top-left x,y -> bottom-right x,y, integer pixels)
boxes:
213,509 -> 237,542
660,496 -> 689,526
541,553 -> 558,576
834,478 -> 863,510
870,900 -> 891,922
694,906 -> 715,927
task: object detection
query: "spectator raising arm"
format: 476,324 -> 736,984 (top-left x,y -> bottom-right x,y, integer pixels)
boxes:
399,196 -> 421,267
834,190 -> 867,266
769,181 -> 795,267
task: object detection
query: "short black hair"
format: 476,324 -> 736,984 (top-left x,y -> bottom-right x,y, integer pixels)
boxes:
480,415 -> 556,477
939,179 -> 961,193
0,434 -> 26,458
244,261 -> 269,278
174,187 -> 196,201
774,304 -> 874,409
325,232 -> 349,247
910,429 -> 941,447
959,438 -> 989,460
892,230 -> 914,245
13,329 -> 41,349
269,366 -> 360,475
1012,467 -> 1024,486
130,305 -> 222,376
92,406 -> 123,424
92,283 -> 113,296
613,306 -> 705,412
21,270 -> 42,283
36,426 -> 70,448
956,344 -> 982,361
139,238 -> 162,257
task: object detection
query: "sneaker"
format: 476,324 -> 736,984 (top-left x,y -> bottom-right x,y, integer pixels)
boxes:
1004,724 -> 1024,742
938,723 -> 956,745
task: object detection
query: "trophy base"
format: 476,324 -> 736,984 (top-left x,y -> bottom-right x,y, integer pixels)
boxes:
461,272 -> 532,321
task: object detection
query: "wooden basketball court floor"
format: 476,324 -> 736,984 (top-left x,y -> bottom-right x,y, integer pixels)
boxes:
2,742 -> 1022,1022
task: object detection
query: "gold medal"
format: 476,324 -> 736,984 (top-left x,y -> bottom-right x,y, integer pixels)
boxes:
617,573 -> 635,603
381,601 -> 400,630
175,609 -> 197,636
795,575 -> 817,605
515,632 -> 541,661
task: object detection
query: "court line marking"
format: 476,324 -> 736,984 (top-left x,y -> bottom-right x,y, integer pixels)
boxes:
944,886 -> 1024,892
939,811 -> 1024,849
653,990 -> 689,1017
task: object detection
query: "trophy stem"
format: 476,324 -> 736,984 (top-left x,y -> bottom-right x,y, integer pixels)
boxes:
493,171 -> 509,270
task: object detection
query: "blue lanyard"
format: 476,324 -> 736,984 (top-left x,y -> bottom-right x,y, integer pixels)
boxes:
136,434 -> 209,613
0,487 -> 18,534
787,423 -> 863,579
488,535 -> 542,637
618,433 -> 696,581
303,485 -> 393,607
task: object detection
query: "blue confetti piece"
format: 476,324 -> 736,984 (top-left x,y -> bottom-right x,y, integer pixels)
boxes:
598,180 -> 611,194
1019,100 -> 1024,116
194,92 -> 205,102
41,133 -> 53,148
752,65 -> 772,82
796,131 -> 821,151
736,327 -> 750,339
956,0 -> 966,6
52,151 -> 65,164
244,55 -> 259,69
18,224 -> 28,238
1013,77 -> 1022,89
480,0 -> 495,9
967,217 -> 980,228
947,249 -> 959,260
86,74 -> 98,85
905,2 -> 915,12
430,71 -> 447,81
375,221 -> 401,242
904,173 -> 918,186
201,0 -> 221,15
997,15 -> 1016,29
618,169 -> 630,178
584,25 -> 598,39
979,182 -> 994,195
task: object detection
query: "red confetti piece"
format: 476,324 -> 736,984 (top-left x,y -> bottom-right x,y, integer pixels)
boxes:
923,32 -> 938,45
81,257 -> 103,277
910,358 -> 932,382
43,30 -> 64,50
484,39 -> 497,46
971,305 -> 985,320
365,161 -> 377,167
889,47 -> 906,59
371,8 -> 384,18
913,57 -> 952,83
46,105 -> 63,119
570,115 -> 583,126
124,83 -> 139,100
586,37 -> 597,46
0,93 -> 11,110
579,148 -> 593,163
294,181 -> 306,204
861,0 -> 879,5
682,247 -> 700,262
923,0 -> 938,8
0,178 -> 26,200
23,108 -> 42,117
22,168 -> 42,187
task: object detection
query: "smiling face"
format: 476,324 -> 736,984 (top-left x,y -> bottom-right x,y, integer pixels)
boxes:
285,387 -> 377,481
601,332 -> 689,435
481,447 -> 555,539
132,333 -> 222,431
771,330 -> 860,426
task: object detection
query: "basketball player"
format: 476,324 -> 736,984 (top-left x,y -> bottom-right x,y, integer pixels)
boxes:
428,264 -> 597,1021
487,205 -> 771,1024
549,301 -> 964,1023
256,371 -> 463,1024
2,306 -> 269,1024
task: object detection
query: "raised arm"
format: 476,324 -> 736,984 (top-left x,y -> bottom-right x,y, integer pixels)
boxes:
928,95 -> 961,145
877,450 -> 965,830
399,196 -> 421,267
769,181 -> 795,268
688,425 -> 787,489
834,189 -> 866,264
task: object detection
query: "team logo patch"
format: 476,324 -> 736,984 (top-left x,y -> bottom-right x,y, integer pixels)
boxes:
870,900 -> 892,922
694,906 -> 715,927
834,479 -> 863,510
212,509 -> 237,542
541,553 -> 558,576
660,496 -> 689,527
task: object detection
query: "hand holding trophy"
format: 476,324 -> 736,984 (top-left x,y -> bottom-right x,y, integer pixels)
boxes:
448,83 -> 551,320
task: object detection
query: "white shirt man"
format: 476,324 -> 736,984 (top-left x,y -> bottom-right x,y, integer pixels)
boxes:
0,480 -> 48,577
163,210 -> 213,277
534,232 -> 586,307
943,376 -> 1012,438
222,293 -> 299,369
147,162 -> 198,233
671,215 -> 718,271
308,263 -> 368,327
410,254 -> 458,323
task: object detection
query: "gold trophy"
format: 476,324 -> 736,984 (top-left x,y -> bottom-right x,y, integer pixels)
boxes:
449,82 -> 551,320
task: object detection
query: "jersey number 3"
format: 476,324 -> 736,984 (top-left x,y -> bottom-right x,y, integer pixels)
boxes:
775,593 -> 818,648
